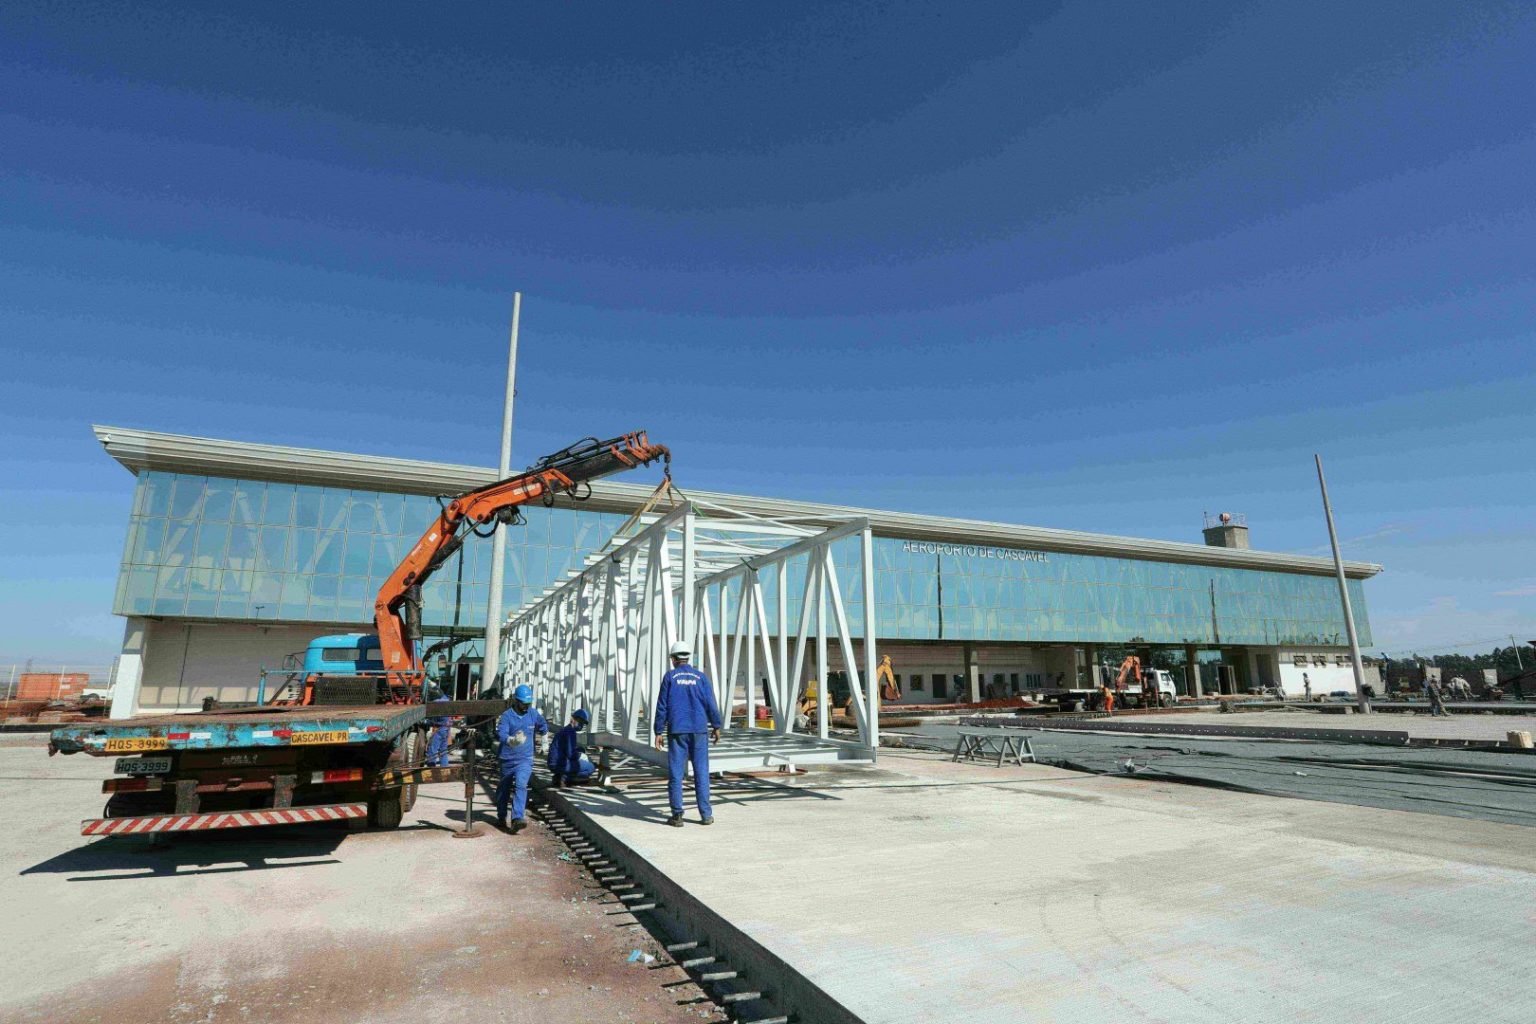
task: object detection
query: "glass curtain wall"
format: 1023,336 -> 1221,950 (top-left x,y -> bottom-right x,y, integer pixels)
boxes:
113,471 -> 627,629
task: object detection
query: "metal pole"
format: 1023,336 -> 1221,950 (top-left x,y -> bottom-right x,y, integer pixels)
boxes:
483,292 -> 521,694
453,720 -> 483,839
1315,454 -> 1370,713
1512,636 -> 1526,673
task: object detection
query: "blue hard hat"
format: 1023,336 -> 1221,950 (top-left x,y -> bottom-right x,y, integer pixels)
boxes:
572,708 -> 590,724
513,684 -> 534,703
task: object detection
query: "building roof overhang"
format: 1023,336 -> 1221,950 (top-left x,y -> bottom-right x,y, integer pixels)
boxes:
93,425 -> 1382,580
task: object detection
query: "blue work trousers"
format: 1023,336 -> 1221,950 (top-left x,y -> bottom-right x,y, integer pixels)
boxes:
666,731 -> 712,818
426,725 -> 451,767
496,760 -> 533,821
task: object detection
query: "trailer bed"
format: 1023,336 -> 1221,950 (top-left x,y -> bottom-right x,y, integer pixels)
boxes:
49,704 -> 425,756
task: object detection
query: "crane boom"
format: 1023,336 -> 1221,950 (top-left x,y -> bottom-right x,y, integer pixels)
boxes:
373,430 -> 670,687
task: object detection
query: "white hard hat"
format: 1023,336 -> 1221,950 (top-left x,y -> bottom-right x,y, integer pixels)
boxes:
668,640 -> 691,659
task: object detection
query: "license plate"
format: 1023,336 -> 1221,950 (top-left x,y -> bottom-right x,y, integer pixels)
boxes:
290,730 -> 349,745
104,737 -> 168,753
115,756 -> 172,775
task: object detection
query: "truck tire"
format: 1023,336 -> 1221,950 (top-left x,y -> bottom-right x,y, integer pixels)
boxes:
1160,692 -> 1176,708
368,731 -> 420,829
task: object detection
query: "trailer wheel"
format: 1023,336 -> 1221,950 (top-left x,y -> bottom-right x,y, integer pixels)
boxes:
368,730 -> 420,829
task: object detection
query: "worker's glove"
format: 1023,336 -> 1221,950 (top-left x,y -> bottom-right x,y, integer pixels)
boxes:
709,727 -> 721,743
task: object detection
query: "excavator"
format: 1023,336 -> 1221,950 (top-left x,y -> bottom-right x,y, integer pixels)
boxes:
295,430 -> 671,706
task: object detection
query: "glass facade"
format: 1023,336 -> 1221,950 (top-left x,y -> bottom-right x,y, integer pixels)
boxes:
113,471 -> 628,629
114,471 -> 1371,649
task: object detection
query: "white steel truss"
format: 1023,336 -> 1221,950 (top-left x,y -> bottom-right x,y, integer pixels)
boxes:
501,499 -> 879,769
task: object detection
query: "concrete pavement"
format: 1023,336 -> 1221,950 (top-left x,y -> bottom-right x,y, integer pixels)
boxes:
560,747 -> 1536,1023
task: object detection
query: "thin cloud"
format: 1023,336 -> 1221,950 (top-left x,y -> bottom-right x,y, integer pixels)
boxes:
1494,585 -> 1536,598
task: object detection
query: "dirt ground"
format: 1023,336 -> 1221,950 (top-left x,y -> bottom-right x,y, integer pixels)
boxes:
0,741 -> 723,1024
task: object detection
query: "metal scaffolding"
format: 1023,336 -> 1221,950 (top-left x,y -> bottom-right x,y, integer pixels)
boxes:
501,499 -> 879,769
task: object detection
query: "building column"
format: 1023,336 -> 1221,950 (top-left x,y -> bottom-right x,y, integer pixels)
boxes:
962,642 -> 982,703
109,617 -> 148,720
1083,644 -> 1099,688
1184,643 -> 1202,698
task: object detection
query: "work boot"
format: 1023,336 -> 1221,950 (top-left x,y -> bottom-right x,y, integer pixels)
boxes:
497,816 -> 508,832
666,813 -> 685,828
510,818 -> 527,834
700,816 -> 714,825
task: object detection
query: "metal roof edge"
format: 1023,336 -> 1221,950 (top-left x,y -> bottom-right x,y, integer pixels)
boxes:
91,425 -> 1383,579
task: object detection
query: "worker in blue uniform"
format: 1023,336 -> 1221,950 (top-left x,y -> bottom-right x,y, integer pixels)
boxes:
547,707 -> 597,786
424,686 -> 453,767
654,640 -> 722,827
495,683 -> 548,833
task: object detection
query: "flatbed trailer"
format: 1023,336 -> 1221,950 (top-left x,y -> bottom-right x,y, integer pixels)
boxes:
49,701 -> 505,837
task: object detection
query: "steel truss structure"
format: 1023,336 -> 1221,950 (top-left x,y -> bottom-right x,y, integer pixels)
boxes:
501,499 -> 879,770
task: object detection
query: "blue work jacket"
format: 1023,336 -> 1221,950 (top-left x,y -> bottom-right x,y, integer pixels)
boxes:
496,706 -> 549,764
654,663 -> 722,736
546,724 -> 585,774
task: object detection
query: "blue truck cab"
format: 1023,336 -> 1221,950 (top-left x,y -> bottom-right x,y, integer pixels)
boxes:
303,633 -> 387,677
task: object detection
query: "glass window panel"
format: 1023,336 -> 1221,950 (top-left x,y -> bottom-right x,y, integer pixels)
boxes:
294,486 -> 324,529
186,568 -> 220,616
369,535 -> 403,578
376,492 -> 406,536
343,532 -> 372,576
404,495 -> 440,535
194,521 -> 230,567
169,476 -> 206,520
136,472 -> 173,518
279,574 -> 312,619
320,489 -> 352,531
258,527 -> 290,572
162,521 -> 197,567
521,506 -> 550,547
338,577 -> 371,622
250,573 -> 283,618
263,484 -> 296,526
309,576 -> 339,621
202,477 -> 234,522
312,531 -> 345,575
226,525 -> 259,570
549,510 -> 576,549
217,570 -> 253,617
131,518 -> 166,564
288,529 -> 318,573
348,492 -> 381,533
153,567 -> 189,616
119,567 -> 157,615
231,481 -> 264,525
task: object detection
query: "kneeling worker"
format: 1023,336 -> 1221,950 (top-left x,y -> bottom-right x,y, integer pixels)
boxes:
495,683 -> 548,833
547,708 -> 597,787
654,640 -> 722,827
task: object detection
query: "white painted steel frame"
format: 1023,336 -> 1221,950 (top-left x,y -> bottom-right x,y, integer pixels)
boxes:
501,502 -> 879,768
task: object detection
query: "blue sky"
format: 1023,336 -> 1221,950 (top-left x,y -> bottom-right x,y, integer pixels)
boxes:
2,1 -> 1533,667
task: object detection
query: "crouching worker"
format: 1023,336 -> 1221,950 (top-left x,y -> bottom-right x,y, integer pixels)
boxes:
495,684 -> 548,833
424,686 -> 453,767
547,708 -> 597,787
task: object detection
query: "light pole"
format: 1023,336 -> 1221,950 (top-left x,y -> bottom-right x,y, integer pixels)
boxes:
1315,454 -> 1370,714
482,293 -> 521,694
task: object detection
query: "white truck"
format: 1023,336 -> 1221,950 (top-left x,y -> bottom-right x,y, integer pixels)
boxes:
1043,668 -> 1179,712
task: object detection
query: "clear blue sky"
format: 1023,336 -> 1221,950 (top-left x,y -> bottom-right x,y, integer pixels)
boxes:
2,1 -> 1534,667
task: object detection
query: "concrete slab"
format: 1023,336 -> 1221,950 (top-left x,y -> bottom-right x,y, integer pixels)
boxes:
1167,709 -> 1536,743
0,745 -> 723,1024
560,748 -> 1536,1023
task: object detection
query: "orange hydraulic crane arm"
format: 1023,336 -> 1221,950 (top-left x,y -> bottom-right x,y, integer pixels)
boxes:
373,431 -> 670,683
1115,654 -> 1142,687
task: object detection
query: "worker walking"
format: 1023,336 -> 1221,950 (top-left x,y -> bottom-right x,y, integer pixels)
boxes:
424,686 -> 453,767
654,640 -> 722,827
495,683 -> 548,833
547,708 -> 597,787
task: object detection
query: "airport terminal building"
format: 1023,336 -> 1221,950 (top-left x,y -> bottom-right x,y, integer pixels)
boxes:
95,426 -> 1381,714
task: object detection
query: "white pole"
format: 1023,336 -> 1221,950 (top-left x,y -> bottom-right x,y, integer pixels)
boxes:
483,292 -> 521,694
1315,454 -> 1369,714
1513,636 -> 1526,673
